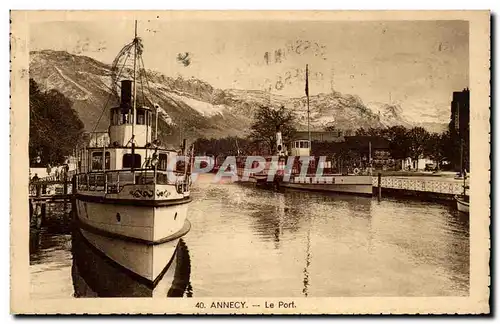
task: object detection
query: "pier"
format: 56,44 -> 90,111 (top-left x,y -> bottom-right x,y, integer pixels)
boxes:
373,173 -> 467,202
29,174 -> 75,230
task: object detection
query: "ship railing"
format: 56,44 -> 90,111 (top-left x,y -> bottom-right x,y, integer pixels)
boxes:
75,169 -> 189,194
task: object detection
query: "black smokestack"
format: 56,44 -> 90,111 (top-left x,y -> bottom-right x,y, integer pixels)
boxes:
120,80 -> 132,111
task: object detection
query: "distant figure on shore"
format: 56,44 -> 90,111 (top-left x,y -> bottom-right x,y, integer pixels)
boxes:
31,173 -> 39,182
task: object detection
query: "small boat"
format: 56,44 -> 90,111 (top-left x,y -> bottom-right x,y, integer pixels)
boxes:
455,174 -> 469,214
455,132 -> 469,214
73,21 -> 192,285
455,194 -> 469,214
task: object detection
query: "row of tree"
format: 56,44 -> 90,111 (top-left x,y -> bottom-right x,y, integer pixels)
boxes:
192,105 -> 468,172
353,125 -> 457,170
29,78 -> 85,167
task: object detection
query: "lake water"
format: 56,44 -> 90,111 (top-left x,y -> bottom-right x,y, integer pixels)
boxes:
30,174 -> 469,298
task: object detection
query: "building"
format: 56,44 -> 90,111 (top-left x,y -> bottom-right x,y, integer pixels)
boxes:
449,88 -> 470,172
450,88 -> 470,135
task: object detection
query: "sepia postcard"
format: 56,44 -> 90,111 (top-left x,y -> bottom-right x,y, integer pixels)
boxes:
10,10 -> 490,315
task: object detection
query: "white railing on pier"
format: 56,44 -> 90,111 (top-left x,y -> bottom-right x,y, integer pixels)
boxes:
373,177 -> 466,195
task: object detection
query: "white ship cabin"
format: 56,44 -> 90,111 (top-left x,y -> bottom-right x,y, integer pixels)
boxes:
108,80 -> 153,148
76,79 -> 188,194
290,139 -> 311,156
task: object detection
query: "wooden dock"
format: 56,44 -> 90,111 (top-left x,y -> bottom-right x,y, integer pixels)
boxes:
29,178 -> 74,230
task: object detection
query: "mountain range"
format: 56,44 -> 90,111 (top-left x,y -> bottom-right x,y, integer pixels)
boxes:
29,50 -> 448,144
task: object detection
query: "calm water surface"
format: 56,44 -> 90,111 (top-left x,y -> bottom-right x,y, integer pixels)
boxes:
30,174 -> 469,298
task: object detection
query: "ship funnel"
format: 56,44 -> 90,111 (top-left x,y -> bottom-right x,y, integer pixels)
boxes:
120,80 -> 133,111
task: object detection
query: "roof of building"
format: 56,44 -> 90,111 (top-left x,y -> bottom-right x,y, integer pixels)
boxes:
292,131 -> 345,143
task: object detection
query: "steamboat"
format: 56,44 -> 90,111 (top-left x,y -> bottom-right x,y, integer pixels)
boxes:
238,64 -> 373,196
73,22 -> 192,285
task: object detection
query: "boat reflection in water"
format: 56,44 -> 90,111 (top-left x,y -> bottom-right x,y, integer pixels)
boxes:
71,227 -> 192,298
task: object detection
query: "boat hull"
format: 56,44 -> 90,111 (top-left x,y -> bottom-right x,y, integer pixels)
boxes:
455,195 -> 469,214
74,194 -> 191,282
78,226 -> 187,283
72,226 -> 192,297
75,196 -> 190,242
281,175 -> 373,196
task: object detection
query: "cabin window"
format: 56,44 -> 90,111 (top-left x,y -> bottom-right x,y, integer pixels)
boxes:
143,110 -> 151,126
91,152 -> 110,170
110,108 -> 133,126
137,109 -> 146,125
299,141 -> 309,149
122,153 -> 142,168
123,112 -> 131,124
110,109 -> 119,126
158,153 -> 168,171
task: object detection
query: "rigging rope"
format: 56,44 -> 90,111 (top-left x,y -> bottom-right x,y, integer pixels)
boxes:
139,55 -> 160,141
140,55 -> 155,107
90,49 -> 132,134
139,59 -> 146,108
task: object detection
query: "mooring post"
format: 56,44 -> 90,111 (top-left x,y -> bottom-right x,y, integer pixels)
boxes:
63,171 -> 69,212
33,202 -> 42,229
71,175 -> 77,223
64,173 -> 68,195
41,202 -> 46,227
72,174 -> 77,194
377,172 -> 382,201
29,199 -> 33,225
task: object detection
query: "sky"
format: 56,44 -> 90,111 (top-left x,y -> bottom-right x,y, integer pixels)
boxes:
29,19 -> 469,123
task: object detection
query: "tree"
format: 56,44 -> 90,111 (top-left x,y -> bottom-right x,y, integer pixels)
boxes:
355,127 -> 367,136
324,125 -> 337,133
29,78 -> 85,167
424,132 -> 451,170
407,126 -> 430,163
385,125 -> 411,160
249,105 -> 296,154
192,136 -> 253,157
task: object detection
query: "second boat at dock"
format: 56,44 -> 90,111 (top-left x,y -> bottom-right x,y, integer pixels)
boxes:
236,132 -> 373,196
236,63 -> 372,196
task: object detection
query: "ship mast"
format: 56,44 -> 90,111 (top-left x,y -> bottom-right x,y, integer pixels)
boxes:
131,20 -> 138,174
305,64 -> 311,145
